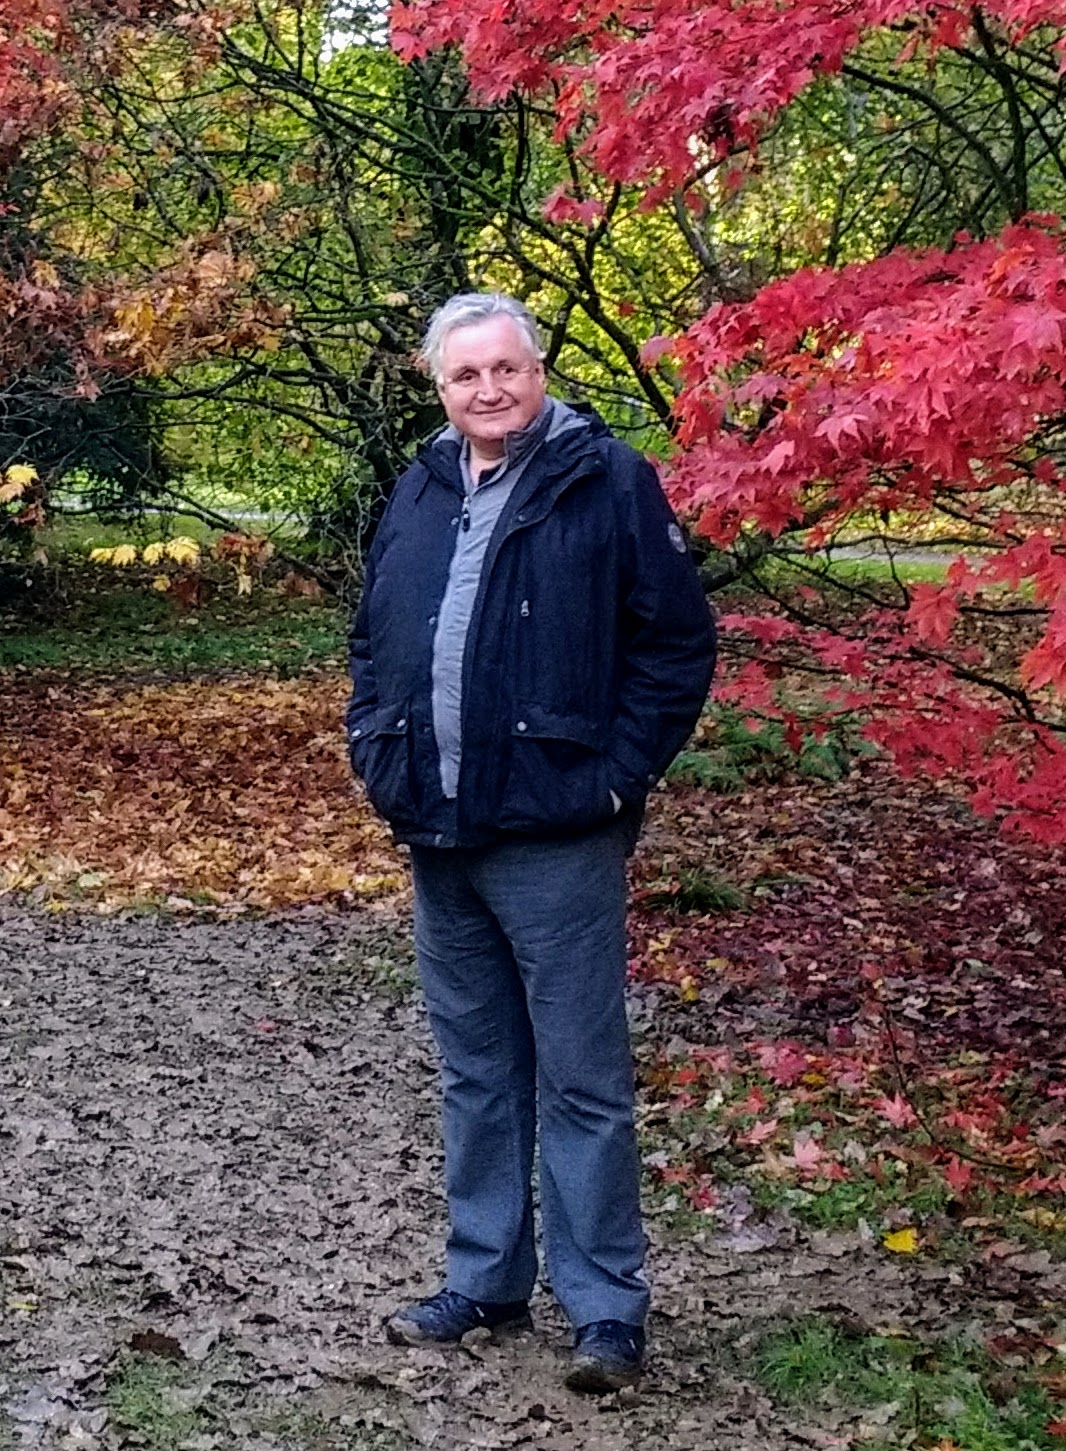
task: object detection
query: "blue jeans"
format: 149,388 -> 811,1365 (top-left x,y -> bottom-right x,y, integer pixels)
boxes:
410,822 -> 648,1329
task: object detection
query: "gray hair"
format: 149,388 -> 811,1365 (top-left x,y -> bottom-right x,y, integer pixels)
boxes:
422,292 -> 545,382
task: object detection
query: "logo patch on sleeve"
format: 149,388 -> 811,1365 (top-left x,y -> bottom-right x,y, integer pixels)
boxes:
667,522 -> 687,554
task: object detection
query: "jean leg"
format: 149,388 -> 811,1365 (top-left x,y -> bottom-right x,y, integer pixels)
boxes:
410,846 -> 538,1304
472,826 -> 648,1329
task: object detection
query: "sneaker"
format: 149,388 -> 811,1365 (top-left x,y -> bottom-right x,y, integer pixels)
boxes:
385,1288 -> 530,1346
565,1319 -> 646,1393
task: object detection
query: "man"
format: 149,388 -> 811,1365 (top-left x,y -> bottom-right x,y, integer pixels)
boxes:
346,293 -> 715,1393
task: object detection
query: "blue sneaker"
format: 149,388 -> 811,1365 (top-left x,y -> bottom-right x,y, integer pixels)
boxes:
385,1288 -> 531,1345
566,1320 -> 646,1393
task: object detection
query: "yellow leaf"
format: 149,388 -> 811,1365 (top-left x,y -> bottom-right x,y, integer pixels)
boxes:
6,463 -> 38,488
235,567 -> 253,596
31,260 -> 60,288
114,296 -> 156,339
679,975 -> 700,1002
6,1297 -> 38,1312
0,479 -> 25,503
165,536 -> 200,565
883,1228 -> 919,1254
152,574 -> 171,593
350,872 -> 406,897
142,541 -> 167,566
110,545 -> 138,567
89,547 -> 115,564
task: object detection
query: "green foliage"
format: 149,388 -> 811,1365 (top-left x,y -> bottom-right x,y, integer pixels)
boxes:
667,703 -> 870,793
754,1318 -> 1062,1451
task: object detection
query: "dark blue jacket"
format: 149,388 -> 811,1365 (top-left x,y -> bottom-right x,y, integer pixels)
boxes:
346,409 -> 716,848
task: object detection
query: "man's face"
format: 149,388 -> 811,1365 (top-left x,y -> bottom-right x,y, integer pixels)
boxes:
437,315 -> 546,456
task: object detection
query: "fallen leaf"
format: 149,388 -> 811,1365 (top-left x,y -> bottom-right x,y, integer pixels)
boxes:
883,1228 -> 919,1254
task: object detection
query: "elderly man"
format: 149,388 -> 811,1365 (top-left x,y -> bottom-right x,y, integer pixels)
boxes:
346,293 -> 715,1392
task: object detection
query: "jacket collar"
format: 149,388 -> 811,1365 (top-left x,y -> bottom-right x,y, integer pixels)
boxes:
413,402 -> 609,502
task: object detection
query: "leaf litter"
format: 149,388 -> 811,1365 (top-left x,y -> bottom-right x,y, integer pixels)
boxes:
1,668 -> 1065,1446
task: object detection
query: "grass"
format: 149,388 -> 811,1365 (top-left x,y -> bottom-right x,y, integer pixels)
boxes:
818,556 -> 952,586
752,1316 -> 1064,1450
41,511 -> 225,552
639,867 -> 748,914
0,577 -> 345,675
106,1354 -> 415,1450
106,1355 -> 215,1450
751,1164 -> 952,1232
754,552 -> 953,593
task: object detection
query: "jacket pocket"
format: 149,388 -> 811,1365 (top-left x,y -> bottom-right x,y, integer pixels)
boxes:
499,703 -> 612,834
348,700 -> 417,826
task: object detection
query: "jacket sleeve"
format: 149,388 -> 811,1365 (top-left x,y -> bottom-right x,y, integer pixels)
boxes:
606,449 -> 717,803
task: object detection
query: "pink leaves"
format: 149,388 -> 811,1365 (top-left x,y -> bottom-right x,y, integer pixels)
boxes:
541,186 -> 606,227
788,1134 -> 825,1173
753,1041 -> 809,1086
640,334 -> 677,367
944,1156 -> 975,1194
871,1093 -> 920,1130
739,1117 -> 780,1146
905,583 -> 959,646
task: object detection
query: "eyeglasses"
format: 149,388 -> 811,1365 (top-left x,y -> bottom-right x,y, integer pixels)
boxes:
440,362 -> 540,393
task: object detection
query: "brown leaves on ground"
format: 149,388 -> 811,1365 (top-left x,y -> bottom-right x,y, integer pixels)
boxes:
0,672 -> 404,910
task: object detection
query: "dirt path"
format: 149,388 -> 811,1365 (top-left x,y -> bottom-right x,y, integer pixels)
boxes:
0,907 -> 1043,1450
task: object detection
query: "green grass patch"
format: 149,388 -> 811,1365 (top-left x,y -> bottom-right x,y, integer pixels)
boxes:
639,867 -> 748,914
818,556 -> 952,587
753,1317 -> 1064,1450
752,551 -> 953,594
41,512 -> 223,553
105,1353 -> 416,1450
106,1355 -> 214,1450
0,579 -> 345,675
751,1165 -> 952,1232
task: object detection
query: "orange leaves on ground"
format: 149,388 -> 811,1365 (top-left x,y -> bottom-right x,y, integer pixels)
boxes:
0,673 -> 403,910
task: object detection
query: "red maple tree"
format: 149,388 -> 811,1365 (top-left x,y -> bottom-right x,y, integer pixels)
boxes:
393,0 -> 1066,844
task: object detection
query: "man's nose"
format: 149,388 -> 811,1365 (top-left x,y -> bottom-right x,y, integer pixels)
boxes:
473,369 -> 503,397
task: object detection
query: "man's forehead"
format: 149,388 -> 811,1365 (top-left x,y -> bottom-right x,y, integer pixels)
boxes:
441,316 -> 538,364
